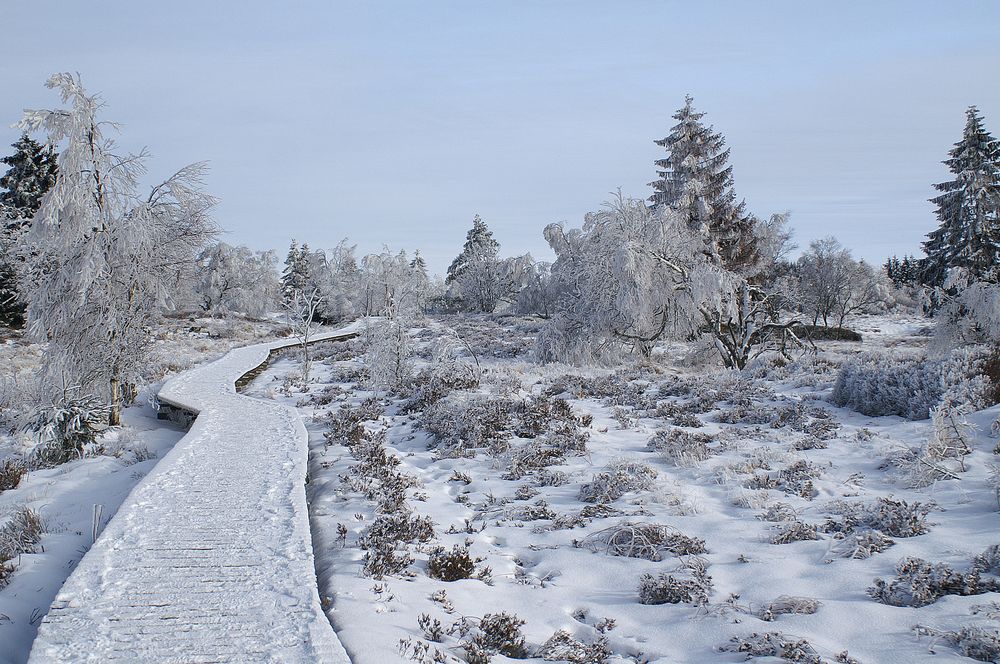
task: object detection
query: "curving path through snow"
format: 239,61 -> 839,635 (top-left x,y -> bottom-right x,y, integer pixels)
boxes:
27,326 -> 360,663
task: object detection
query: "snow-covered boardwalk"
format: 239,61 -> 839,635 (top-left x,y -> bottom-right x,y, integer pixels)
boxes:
28,327 -> 359,663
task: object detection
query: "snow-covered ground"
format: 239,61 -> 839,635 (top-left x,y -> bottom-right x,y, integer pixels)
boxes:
243,313 -> 1000,664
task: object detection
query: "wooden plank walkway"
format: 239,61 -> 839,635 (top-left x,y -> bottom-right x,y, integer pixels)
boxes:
27,327 -> 359,663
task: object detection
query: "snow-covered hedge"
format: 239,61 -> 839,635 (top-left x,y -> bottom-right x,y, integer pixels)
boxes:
831,347 -> 997,420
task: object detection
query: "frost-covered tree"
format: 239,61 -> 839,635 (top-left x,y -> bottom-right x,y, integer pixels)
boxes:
361,248 -> 425,393
18,73 -> 217,425
538,192 -> 804,368
0,208 -> 27,328
196,242 -> 280,317
0,133 -> 58,218
514,260 -> 558,318
934,274 -> 1000,349
447,215 -> 507,312
797,237 -> 885,330
537,192 -> 726,362
923,106 -> 1000,286
447,215 -> 498,283
648,96 -> 757,273
281,240 -> 312,301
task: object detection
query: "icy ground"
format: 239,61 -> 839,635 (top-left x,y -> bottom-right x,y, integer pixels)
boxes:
245,314 -> 1000,664
26,329 -> 357,662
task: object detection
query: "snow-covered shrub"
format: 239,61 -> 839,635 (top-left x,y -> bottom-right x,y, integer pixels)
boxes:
747,459 -> 821,499
26,394 -> 108,466
427,543 -> 488,582
536,630 -> 611,663
579,460 -> 657,503
463,612 -> 527,661
0,506 -> 42,588
830,531 -> 896,559
670,411 -> 703,428
869,554 -> 1000,607
831,352 -> 943,420
771,520 -> 819,545
926,399 -> 976,472
422,395 -> 515,458
637,558 -> 712,606
577,522 -> 706,561
647,429 -> 715,466
915,624 -> 1000,662
407,359 -> 480,410
824,497 -> 932,539
721,632 -> 856,664
834,346 -> 998,421
758,596 -> 822,622
0,458 -> 26,492
358,512 -> 435,550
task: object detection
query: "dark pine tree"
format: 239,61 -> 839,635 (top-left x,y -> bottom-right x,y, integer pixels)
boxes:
0,134 -> 58,328
922,106 -> 1000,286
649,95 -> 757,273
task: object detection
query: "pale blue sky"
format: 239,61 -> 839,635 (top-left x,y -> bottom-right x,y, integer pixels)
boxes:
4,1 -> 999,274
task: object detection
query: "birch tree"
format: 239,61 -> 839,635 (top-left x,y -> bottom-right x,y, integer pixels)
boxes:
18,73 -> 217,425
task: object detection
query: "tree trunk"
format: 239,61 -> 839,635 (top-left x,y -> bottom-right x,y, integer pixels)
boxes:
109,377 -> 122,426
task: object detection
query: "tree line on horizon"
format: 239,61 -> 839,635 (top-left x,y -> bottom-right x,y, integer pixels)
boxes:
0,74 -> 998,424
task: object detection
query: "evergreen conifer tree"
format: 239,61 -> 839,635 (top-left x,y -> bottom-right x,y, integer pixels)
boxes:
0,133 -> 58,217
281,240 -> 311,300
446,214 -> 499,284
0,134 -> 58,327
922,106 -> 1000,285
649,96 -> 757,272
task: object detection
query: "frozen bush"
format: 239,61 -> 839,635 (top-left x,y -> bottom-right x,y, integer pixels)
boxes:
427,543 -> 486,582
647,429 -> 715,466
831,352 -> 942,420
771,520 -> 819,545
463,612 -> 527,661
536,630 -> 611,663
422,395 -> 515,457
579,460 -> 657,503
358,512 -> 435,549
0,506 -> 43,588
638,558 -> 712,606
578,521 -> 706,561
869,554 -> 1000,607
0,458 -> 27,492
830,531 -> 895,559
926,399 -> 975,472
914,624 -> 1000,662
722,632 -> 825,664
833,347 -> 998,421
758,596 -> 822,622
407,359 -> 480,410
25,394 -> 108,466
824,498 -> 932,539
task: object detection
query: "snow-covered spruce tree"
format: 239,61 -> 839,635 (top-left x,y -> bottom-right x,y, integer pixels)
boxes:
0,133 -> 58,218
18,73 -> 217,425
195,242 -> 280,317
923,106 -> 1000,287
0,135 -> 58,328
648,95 -> 758,273
281,240 -> 312,302
447,214 -> 507,312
